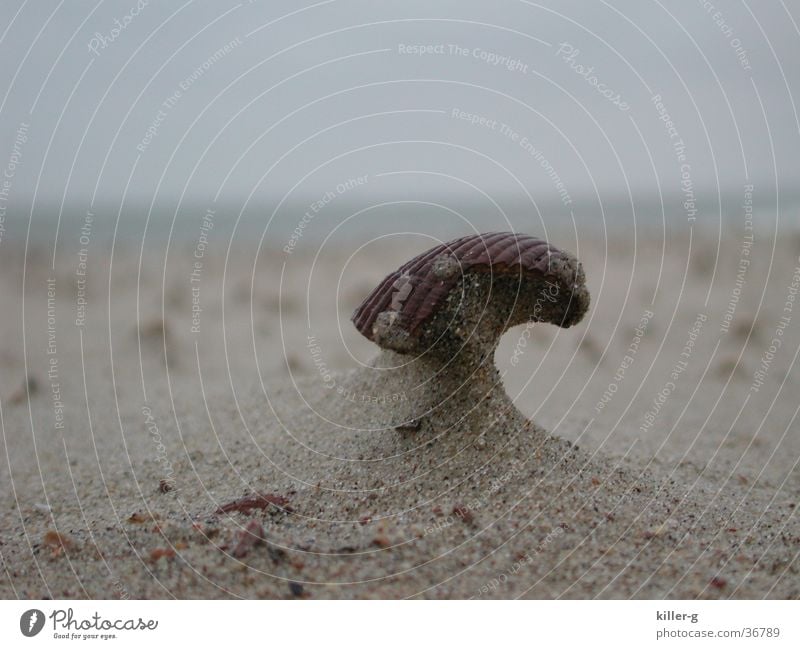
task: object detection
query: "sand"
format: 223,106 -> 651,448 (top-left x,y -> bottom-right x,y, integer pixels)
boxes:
1,225 -> 798,599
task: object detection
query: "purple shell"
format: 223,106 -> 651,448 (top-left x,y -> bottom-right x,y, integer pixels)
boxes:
351,232 -> 576,344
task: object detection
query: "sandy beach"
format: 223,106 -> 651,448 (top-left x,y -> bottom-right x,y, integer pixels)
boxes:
1,222 -> 798,599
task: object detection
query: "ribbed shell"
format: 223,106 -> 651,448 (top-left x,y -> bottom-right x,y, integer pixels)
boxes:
352,232 -> 572,343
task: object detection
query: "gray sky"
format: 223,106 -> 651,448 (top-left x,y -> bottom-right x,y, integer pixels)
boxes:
1,0 -> 798,237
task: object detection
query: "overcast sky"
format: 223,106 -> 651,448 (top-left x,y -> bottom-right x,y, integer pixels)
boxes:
1,0 -> 798,237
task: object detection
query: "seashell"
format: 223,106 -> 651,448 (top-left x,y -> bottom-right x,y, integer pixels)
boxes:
351,232 -> 589,355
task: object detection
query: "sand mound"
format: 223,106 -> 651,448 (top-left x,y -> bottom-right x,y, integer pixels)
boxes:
2,362 -> 796,599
